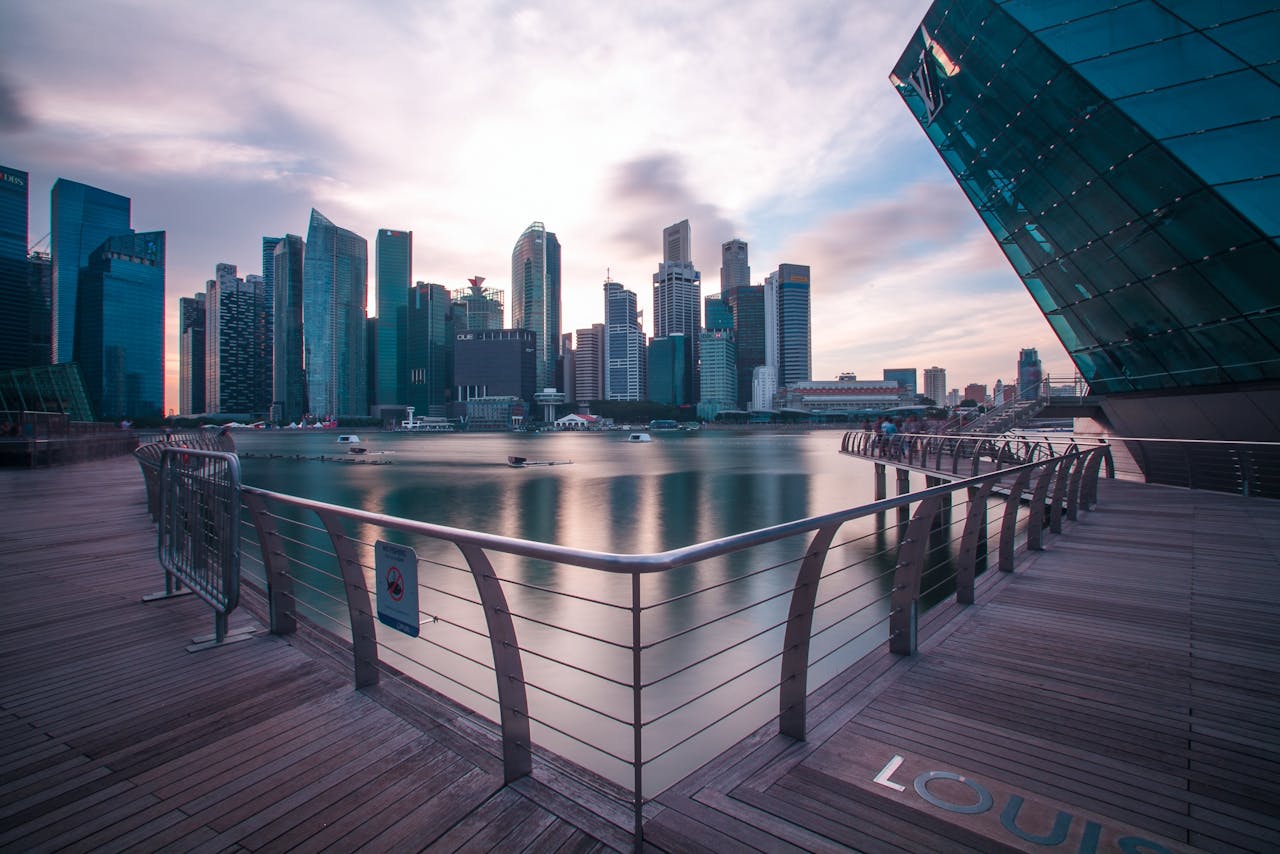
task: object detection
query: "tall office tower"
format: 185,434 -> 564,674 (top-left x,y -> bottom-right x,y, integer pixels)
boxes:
0,165 -> 29,370
1017,348 -> 1042,399
573,324 -> 605,402
603,278 -> 645,401
883,368 -> 918,401
205,263 -> 269,415
27,251 -> 52,366
178,293 -> 206,416
406,281 -> 452,416
452,276 -> 505,331
720,238 -> 750,292
74,231 -> 165,420
648,334 -> 694,406
374,229 -> 412,406
272,234 -> 306,423
774,264 -> 812,388
722,284 -> 764,410
50,179 -> 132,364
698,327 -> 737,420
893,1 -> 1280,447
304,209 -> 368,419
260,237 -> 280,408
653,219 -> 701,339
511,222 -> 561,391
559,332 -> 575,404
704,295 -> 733,332
924,366 -> 947,406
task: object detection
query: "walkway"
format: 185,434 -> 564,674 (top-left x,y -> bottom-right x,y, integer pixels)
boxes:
0,457 -> 629,852
3,457 -> 1278,851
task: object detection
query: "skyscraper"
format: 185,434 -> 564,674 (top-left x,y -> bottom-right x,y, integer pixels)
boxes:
26,251 -> 52,367
452,276 -> 504,331
573,324 -> 605,402
0,165 -> 30,371
924,366 -> 947,407
205,263 -> 269,415
720,239 -> 750,292
883,368 -> 918,401
766,263 -> 812,390
893,0 -> 1280,443
260,236 -> 280,410
648,334 -> 694,406
604,278 -> 645,401
722,284 -> 765,410
511,222 -> 561,391
1017,348 -> 1042,400
374,229 -> 412,407
304,209 -> 368,419
698,327 -> 737,421
653,219 -> 701,339
179,293 -> 206,416
74,231 -> 165,420
272,234 -> 306,423
50,179 -> 132,363
406,281 -> 452,416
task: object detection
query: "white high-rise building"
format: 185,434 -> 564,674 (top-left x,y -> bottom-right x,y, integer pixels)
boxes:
653,219 -> 701,339
604,278 -> 645,401
924,366 -> 947,406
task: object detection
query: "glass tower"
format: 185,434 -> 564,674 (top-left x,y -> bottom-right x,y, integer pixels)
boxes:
179,293 -> 206,416
511,222 -> 561,391
205,263 -> 268,415
50,179 -> 132,364
406,281 -> 452,416
272,234 -> 307,424
0,165 -> 29,371
304,209 -> 368,419
722,284 -> 765,410
775,264 -> 812,388
74,231 -> 165,420
892,1 -> 1280,440
375,229 -> 412,406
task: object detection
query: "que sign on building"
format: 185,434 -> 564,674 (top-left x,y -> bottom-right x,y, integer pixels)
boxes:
375,540 -> 420,637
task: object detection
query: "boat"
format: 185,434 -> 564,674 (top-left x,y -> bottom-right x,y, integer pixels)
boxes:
507,455 -> 571,467
348,446 -> 368,455
337,434 -> 361,443
627,433 -> 652,443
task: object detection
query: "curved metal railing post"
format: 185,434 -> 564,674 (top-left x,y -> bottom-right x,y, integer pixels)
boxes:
956,480 -> 996,605
242,492 -> 296,635
1048,454 -> 1075,534
456,542 -> 534,784
779,523 -> 841,740
1066,451 -> 1087,521
1027,458 -> 1061,551
316,509 -> 380,689
889,496 -> 942,656
999,467 -> 1035,572
1082,448 -> 1107,509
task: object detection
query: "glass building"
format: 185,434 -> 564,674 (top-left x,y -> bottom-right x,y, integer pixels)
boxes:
374,229 -> 412,406
883,368 -> 919,402
452,276 -> 505,331
0,165 -> 29,371
648,333 -> 694,407
304,209 -> 368,419
892,1 -> 1280,441
179,293 -> 206,416
205,263 -> 269,416
406,281 -> 452,416
769,264 -> 812,389
50,179 -> 132,364
74,231 -> 165,420
511,222 -> 561,392
653,220 -> 702,340
722,284 -> 765,410
604,279 -> 646,401
272,234 -> 306,424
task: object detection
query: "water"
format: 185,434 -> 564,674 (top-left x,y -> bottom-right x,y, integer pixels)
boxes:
230,428 -> 939,792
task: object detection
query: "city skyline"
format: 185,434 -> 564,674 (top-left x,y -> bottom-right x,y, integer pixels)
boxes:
1,1 -> 1077,414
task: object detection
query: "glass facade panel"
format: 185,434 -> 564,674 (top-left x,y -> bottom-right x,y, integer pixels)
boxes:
1074,34 -> 1243,99
1103,143 -> 1199,215
1163,118 -> 1280,185
1145,267 -> 1236,327
1168,1 -> 1277,29
1208,12 -> 1280,67
1217,177 -> 1280,239
1116,71 -> 1280,139
1189,322 -> 1278,382
1193,243 -> 1280,315
1037,2 -> 1190,64
998,0 -> 1125,33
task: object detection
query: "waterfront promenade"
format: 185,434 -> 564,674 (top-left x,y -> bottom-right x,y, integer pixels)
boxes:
2,455 -> 1278,851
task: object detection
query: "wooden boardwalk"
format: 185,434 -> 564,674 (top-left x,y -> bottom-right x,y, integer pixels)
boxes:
3,457 -> 1279,852
0,457 -> 630,852
647,476 -> 1280,852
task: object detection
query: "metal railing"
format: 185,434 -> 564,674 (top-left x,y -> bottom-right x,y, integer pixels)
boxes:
134,430 -> 236,520
152,447 -> 243,646
209,442 -> 1110,844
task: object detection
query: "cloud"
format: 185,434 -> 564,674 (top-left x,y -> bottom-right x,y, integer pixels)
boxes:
0,72 -> 32,132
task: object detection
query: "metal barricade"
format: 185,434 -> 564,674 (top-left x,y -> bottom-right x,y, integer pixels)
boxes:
154,446 -> 243,648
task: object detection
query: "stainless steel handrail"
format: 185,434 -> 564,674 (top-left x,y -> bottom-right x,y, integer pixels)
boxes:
226,444 -> 1109,845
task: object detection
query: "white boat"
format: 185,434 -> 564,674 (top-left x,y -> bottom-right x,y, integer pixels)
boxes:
627,433 -> 652,443
337,434 -> 361,443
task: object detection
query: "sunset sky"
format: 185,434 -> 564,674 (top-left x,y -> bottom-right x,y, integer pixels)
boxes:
1,0 -> 1076,412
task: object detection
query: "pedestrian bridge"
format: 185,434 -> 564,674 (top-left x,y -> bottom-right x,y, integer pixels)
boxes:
1,435 -> 1276,851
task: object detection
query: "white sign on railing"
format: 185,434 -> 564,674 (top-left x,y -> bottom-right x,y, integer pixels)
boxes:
375,540 -> 420,637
